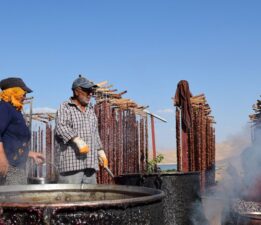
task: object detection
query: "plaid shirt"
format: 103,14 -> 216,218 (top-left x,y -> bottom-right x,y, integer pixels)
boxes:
55,98 -> 103,173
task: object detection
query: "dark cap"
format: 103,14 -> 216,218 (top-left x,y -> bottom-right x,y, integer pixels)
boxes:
0,77 -> 33,93
72,75 -> 98,90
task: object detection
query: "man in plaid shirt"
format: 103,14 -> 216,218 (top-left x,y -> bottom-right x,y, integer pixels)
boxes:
55,75 -> 108,184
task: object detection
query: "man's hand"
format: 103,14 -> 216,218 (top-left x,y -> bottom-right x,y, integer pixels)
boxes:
73,137 -> 89,154
28,151 -> 45,165
98,150 -> 108,168
0,143 -> 9,176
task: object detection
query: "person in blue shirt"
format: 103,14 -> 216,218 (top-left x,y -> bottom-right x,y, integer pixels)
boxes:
0,77 -> 45,185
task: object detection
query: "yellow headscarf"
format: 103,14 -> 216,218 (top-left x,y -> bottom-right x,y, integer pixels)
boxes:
0,87 -> 26,111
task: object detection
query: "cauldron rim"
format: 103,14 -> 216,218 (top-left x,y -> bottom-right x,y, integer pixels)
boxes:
0,184 -> 165,208
238,212 -> 261,220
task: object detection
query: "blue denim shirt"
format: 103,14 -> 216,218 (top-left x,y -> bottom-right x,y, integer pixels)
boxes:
0,101 -> 30,167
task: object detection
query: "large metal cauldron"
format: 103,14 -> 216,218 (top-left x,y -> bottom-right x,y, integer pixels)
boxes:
236,212 -> 261,225
232,199 -> 261,225
115,172 -> 201,225
0,184 -> 164,225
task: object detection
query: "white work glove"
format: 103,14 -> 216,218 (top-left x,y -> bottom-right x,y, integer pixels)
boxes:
98,150 -> 108,168
73,137 -> 89,154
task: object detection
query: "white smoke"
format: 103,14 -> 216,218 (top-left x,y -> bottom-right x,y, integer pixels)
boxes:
191,125 -> 261,225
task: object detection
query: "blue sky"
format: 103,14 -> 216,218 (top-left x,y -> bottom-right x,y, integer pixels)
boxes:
1,1 -> 261,150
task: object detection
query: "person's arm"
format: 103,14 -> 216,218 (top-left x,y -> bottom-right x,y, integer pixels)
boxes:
55,104 -> 78,143
0,142 -> 9,176
0,103 -> 11,176
55,103 -> 89,154
28,151 -> 45,165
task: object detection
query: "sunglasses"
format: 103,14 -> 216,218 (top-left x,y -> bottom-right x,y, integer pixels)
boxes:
80,87 -> 94,95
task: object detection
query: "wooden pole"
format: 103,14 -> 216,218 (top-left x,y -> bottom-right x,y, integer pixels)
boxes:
150,115 -> 157,160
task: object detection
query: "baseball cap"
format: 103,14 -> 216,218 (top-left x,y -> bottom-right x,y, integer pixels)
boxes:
72,75 -> 98,90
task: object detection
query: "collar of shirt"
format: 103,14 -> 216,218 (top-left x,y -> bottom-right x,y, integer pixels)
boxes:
68,98 -> 93,111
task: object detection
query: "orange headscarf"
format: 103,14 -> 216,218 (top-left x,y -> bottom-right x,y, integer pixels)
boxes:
0,87 -> 26,111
